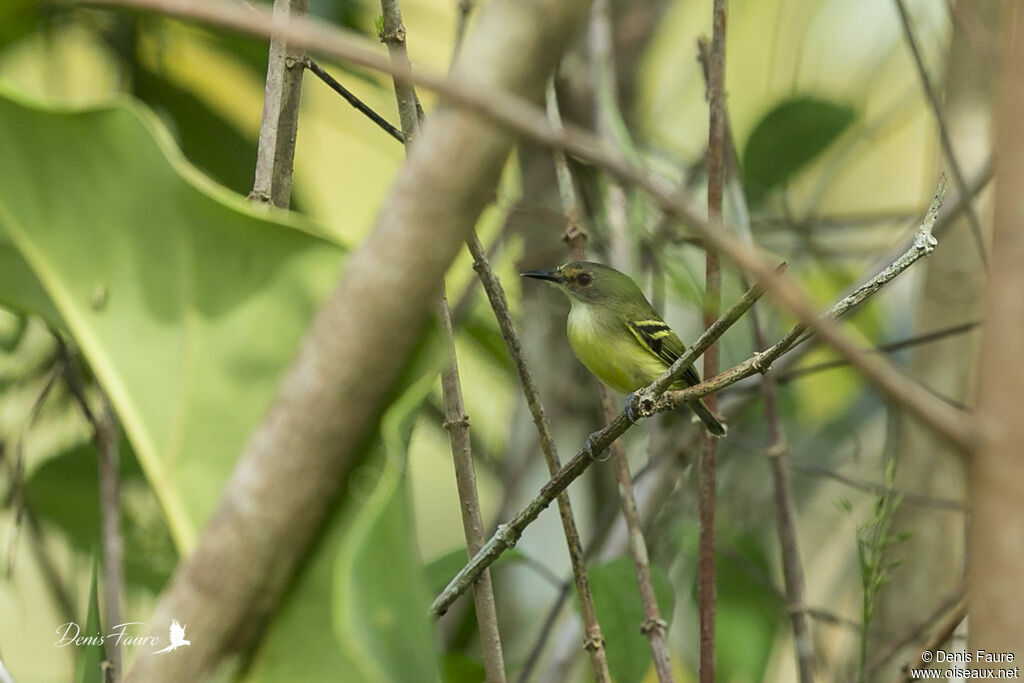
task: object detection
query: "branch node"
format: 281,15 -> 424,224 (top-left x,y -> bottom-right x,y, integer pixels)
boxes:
284,55 -> 303,70
752,351 -> 773,374
495,523 -> 521,549
765,442 -> 789,459
785,603 -> 809,617
562,212 -> 588,246
630,390 -> 656,419
246,190 -> 272,204
379,26 -> 407,44
442,414 -> 471,430
640,616 -> 668,635
582,633 -> 606,653
914,228 -> 939,254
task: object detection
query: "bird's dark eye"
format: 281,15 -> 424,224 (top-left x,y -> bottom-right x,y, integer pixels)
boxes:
576,272 -> 593,287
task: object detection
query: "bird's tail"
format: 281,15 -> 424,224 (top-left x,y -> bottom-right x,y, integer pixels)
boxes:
688,398 -> 727,437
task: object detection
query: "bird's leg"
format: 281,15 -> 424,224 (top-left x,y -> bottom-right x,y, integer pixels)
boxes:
625,392 -> 641,423
626,390 -> 656,422
584,432 -> 610,462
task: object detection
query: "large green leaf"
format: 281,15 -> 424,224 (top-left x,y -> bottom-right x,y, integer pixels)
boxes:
741,95 -> 857,206
585,557 -> 676,683
0,85 -> 345,549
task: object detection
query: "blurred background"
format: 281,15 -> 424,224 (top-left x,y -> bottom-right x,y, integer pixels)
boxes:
0,0 -> 990,680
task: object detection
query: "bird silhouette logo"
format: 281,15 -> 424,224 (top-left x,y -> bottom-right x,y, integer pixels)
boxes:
153,620 -> 191,654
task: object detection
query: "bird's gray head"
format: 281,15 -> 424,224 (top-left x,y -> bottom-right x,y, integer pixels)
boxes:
521,261 -> 641,305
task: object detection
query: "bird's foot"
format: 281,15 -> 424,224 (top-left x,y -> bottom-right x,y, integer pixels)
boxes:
585,432 -> 611,462
625,392 -> 654,423
625,393 -> 640,423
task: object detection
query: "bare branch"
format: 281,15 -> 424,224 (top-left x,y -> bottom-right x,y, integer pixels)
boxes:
305,59 -> 404,142
699,4 -> 728,679
249,0 -> 308,208
698,33 -> 815,682
54,338 -> 125,680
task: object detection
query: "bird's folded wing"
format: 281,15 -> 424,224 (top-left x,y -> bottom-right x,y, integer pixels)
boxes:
626,318 -> 702,387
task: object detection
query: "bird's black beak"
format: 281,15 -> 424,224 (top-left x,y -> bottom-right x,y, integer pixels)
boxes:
521,269 -> 563,284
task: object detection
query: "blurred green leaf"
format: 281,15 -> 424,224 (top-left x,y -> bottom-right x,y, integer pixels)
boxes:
585,557 -> 675,683
715,533 -> 783,683
0,0 -> 45,51
442,652 -> 485,683
76,556 -> 105,683
132,65 -> 258,198
26,440 -> 178,593
742,95 -> 857,205
0,307 -> 26,351
0,86 -> 345,551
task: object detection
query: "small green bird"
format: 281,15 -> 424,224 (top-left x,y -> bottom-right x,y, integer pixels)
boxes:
523,261 -> 726,437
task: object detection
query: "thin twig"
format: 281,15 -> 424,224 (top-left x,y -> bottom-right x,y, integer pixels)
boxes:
377,0 -> 506,676
90,0 -> 973,450
698,34 -> 815,682
304,59 -> 404,142
585,6 -> 674,677
467,233 -> 611,683
775,321 -> 981,385
57,341 -> 124,681
862,585 -> 963,679
378,0 -> 422,143
700,3 -> 727,679
790,462 -> 966,512
1,434 -> 78,621
432,277 -> 769,616
536,78 -> 618,683
602,391 -> 675,682
892,0 -> 987,268
437,288 -> 507,682
248,0 -> 308,208
898,596 -> 968,683
4,356 -> 62,578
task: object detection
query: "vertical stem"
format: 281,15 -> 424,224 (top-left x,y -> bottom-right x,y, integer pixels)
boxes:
700,2 -> 727,681
466,234 -> 610,683
249,0 -> 309,208
60,344 -> 124,682
697,33 -> 816,683
758,332 -> 815,683
438,289 -> 507,683
96,397 -> 122,682
378,0 -> 505,678
969,1 -> 1024,662
600,392 -> 675,683
550,80 -> 674,683
379,0 -> 423,140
